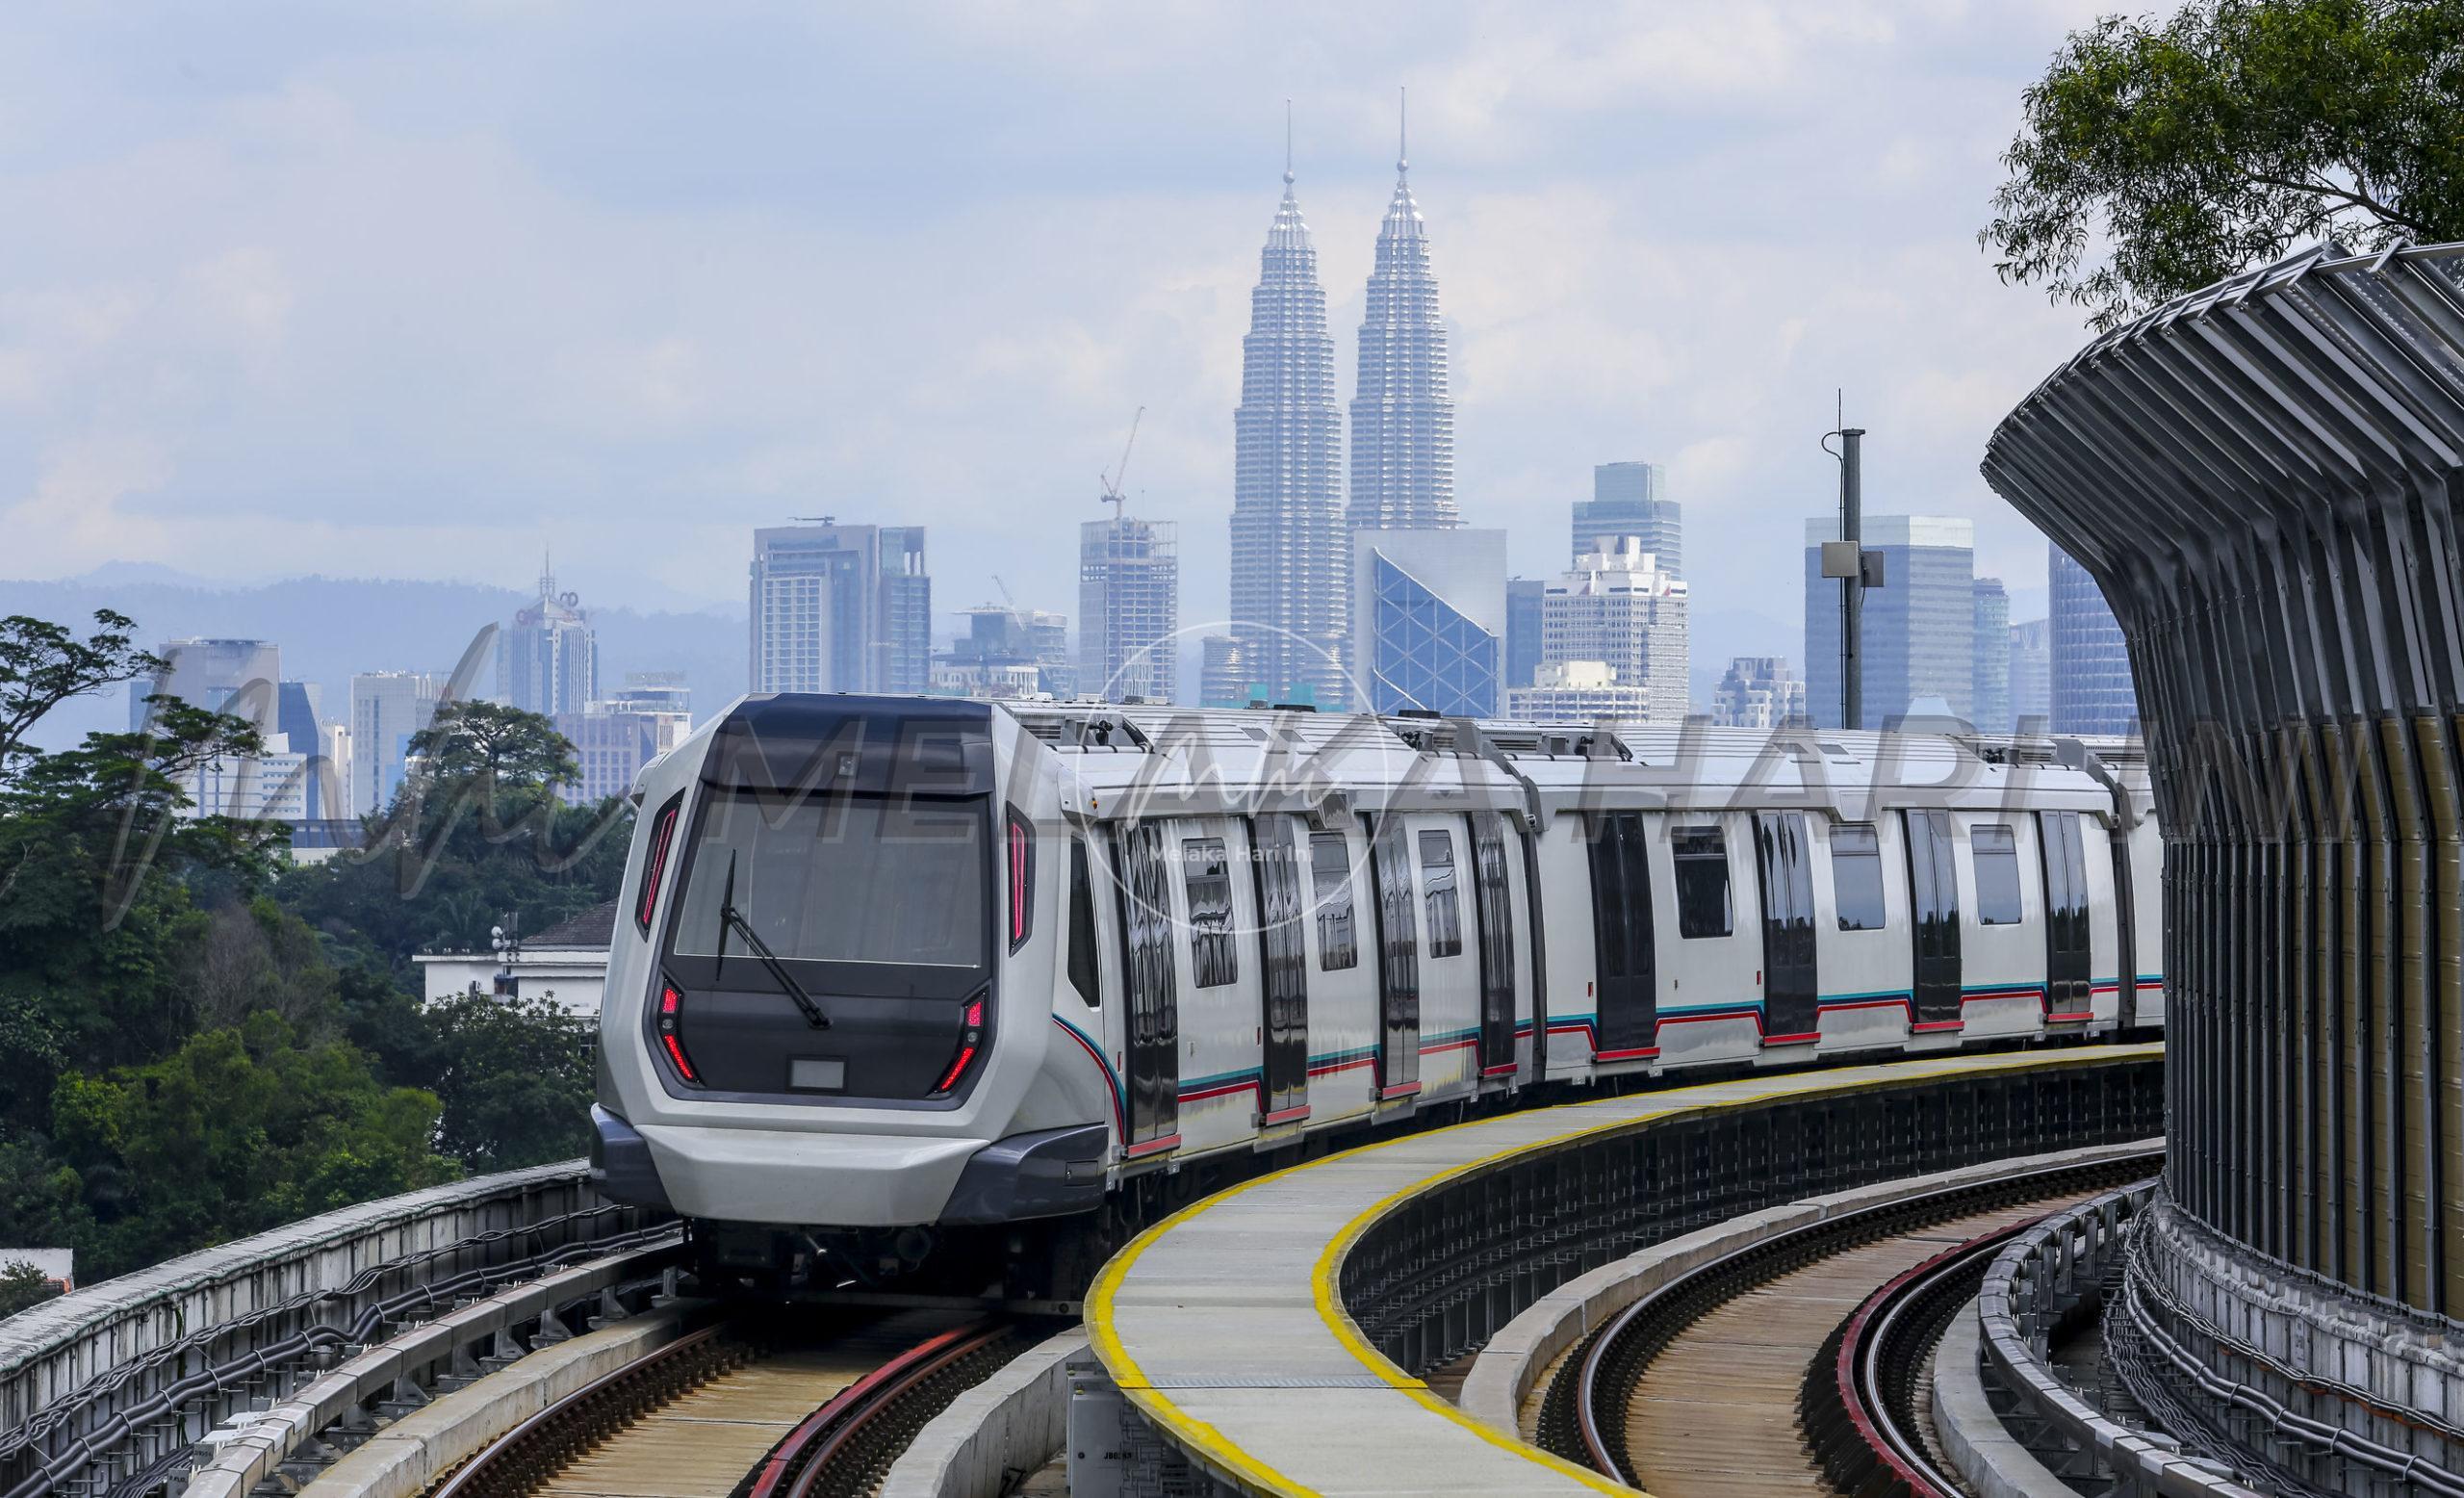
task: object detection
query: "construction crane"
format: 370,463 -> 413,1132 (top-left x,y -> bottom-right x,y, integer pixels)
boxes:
1099,407 -> 1144,522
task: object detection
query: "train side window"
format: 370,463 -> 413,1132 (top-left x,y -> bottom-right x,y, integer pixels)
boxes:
1673,825 -> 1733,939
1309,831 -> 1359,970
1973,823 -> 2023,924
1182,837 -> 1237,987
1066,838 -> 1101,1007
1419,828 -> 1463,958
1832,824 -> 1886,930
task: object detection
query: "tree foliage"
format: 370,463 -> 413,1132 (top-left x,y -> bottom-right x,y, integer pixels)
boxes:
0,611 -> 159,782
281,699 -> 627,979
0,1259 -> 64,1320
418,993 -> 597,1172
0,611 -> 629,1285
49,1016 -> 457,1274
1986,0 -> 2464,329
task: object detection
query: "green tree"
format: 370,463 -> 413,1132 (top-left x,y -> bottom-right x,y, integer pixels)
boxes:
419,992 -> 597,1171
278,702 -> 627,974
0,1259 -> 64,1319
0,610 -> 159,782
0,700 -> 287,1094
1986,0 -> 2464,329
404,700 -> 580,805
0,607 -> 615,1286
48,1015 -> 457,1277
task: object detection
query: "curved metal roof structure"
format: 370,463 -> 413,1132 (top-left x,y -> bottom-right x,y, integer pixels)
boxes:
1983,242 -> 2464,1492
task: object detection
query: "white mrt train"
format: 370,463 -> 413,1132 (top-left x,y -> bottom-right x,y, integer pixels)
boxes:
589,695 -> 2166,1290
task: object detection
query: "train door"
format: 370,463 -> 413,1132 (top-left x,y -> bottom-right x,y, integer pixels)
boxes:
1469,813 -> 1519,1075
2109,822 -> 2139,1026
1368,814 -> 1423,1099
2038,810 -> 2092,1020
1753,813 -> 1818,1041
1903,810 -> 1963,1027
1248,814 -> 1310,1122
1585,811 -> 1658,1056
1110,822 -> 1181,1150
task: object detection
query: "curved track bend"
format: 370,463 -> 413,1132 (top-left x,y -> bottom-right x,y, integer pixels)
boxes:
1531,1150 -> 2161,1497
428,1308 -> 1034,1498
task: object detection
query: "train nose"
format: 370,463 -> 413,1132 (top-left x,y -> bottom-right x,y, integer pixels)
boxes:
630,1118 -> 988,1227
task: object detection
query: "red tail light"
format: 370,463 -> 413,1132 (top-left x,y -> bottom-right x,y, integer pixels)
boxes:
931,997 -> 987,1097
656,979 -> 699,1083
635,796 -> 681,935
1007,808 -> 1034,952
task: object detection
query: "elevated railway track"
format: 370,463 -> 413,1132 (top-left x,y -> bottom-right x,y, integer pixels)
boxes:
1529,1149 -> 2161,1494
424,1309 -> 1035,1498
4,1045 -> 2170,1498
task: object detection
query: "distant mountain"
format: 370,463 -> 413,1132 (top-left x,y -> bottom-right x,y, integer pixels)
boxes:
9,575 -> 748,754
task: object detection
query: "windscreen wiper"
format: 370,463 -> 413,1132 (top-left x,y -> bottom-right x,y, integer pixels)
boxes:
713,852 -> 831,1030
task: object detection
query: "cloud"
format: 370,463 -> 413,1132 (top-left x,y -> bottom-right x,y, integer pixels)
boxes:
0,0 -> 2146,677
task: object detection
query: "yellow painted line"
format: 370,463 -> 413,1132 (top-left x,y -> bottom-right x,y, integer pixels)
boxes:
1088,1043 -> 2165,1498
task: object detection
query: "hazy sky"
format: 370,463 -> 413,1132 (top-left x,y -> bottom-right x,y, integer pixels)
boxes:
0,1 -> 2140,653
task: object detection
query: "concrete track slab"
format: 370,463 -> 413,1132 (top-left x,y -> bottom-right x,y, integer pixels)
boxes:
1087,1044 -> 2162,1498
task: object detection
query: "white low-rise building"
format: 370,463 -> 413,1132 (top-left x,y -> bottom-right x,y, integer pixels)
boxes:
412,901 -> 614,1019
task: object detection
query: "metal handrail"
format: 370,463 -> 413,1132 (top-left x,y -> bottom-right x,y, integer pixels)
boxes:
1976,1186 -> 2256,1498
0,1162 -> 672,1498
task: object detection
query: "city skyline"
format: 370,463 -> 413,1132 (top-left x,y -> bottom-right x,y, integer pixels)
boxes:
1,2 -> 2118,675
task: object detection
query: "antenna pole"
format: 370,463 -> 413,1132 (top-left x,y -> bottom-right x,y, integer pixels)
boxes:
1839,425 -> 1865,730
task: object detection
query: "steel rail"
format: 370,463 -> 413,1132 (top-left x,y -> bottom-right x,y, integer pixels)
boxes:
742,1316 -> 1018,1498
1801,1217 -> 2040,1498
429,1319 -> 743,1498
1555,1148 -> 2163,1485
425,1313 -> 1031,1498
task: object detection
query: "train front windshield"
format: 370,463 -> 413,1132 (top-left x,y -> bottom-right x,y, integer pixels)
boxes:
670,788 -> 988,975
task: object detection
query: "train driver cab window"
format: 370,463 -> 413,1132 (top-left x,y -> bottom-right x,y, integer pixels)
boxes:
1973,824 -> 2023,924
1419,828 -> 1463,958
1183,837 -> 1237,987
1831,824 -> 1886,931
1066,838 -> 1101,1007
1673,825 -> 1733,938
1309,831 -> 1360,970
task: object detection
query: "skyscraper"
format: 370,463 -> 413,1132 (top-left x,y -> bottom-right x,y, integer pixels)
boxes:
277,681 -> 346,821
1971,577 -> 2012,734
1503,578 -> 1544,689
1348,103 -> 1454,534
748,521 -> 932,696
130,638 -> 280,734
556,699 -> 691,807
1540,539 -> 1689,723
880,527 -> 933,695
1573,462 -> 1681,573
2009,618 -> 2051,729
498,560 -> 598,718
1080,513 -> 1179,703
1804,516 -> 1976,730
1229,141 -> 1346,709
350,670 -> 442,814
2048,544 -> 2137,734
130,639 -> 306,822
1197,634 -> 1251,710
1351,528 -> 1504,718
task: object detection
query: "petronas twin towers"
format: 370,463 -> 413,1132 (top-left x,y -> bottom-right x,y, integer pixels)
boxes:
1229,105 -> 1455,708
